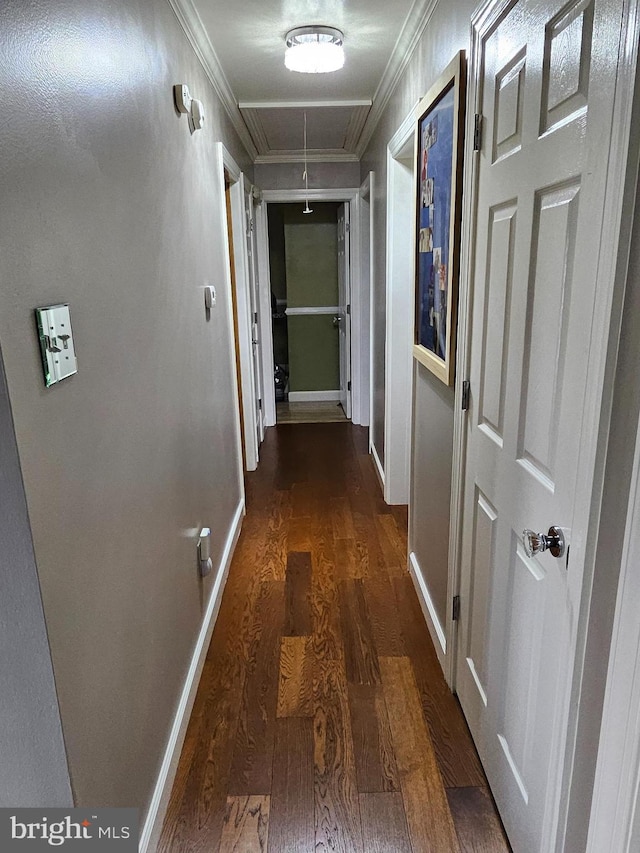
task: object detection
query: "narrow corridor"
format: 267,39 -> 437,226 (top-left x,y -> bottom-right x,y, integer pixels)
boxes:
158,423 -> 510,852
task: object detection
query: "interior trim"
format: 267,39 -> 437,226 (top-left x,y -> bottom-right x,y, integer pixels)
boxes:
285,306 -> 339,316
139,498 -> 245,853
166,0 -> 258,160
409,551 -> 447,657
287,390 -> 341,402
357,0 -> 440,157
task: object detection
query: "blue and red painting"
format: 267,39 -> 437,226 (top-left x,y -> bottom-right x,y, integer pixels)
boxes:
417,84 -> 455,361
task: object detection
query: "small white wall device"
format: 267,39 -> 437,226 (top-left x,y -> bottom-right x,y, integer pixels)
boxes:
204,285 -> 216,310
35,304 -> 78,387
174,83 -> 192,114
174,84 -> 205,132
198,527 -> 212,577
191,99 -> 205,130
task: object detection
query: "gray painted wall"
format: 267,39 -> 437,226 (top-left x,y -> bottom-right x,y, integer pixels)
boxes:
0,0 -> 250,818
361,0 -> 475,629
255,161 -> 360,190
0,345 -> 73,807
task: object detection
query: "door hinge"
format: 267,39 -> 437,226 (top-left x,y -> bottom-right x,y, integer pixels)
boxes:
258,398 -> 262,411
345,221 -> 351,232
254,312 -> 258,324
462,380 -> 470,410
452,595 -> 461,621
473,114 -> 483,152
347,380 -> 351,391
346,304 -> 351,315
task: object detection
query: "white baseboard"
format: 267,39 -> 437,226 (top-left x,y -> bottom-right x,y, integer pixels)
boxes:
371,442 -> 386,492
409,551 -> 447,657
287,390 -> 341,402
140,498 -> 245,853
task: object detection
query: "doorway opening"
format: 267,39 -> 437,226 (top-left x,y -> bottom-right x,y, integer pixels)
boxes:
257,188 -> 370,431
383,117 -> 415,504
217,143 -> 264,475
265,201 -> 350,425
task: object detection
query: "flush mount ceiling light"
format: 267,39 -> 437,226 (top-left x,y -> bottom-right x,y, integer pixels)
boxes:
285,26 -> 344,74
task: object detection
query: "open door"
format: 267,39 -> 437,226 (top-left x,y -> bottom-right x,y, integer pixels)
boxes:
218,143 -> 259,472
244,183 -> 265,446
455,0 -> 633,848
337,203 -> 352,419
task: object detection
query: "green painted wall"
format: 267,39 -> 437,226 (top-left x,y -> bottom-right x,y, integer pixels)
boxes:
288,315 -> 340,391
284,204 -> 339,391
284,205 -> 339,308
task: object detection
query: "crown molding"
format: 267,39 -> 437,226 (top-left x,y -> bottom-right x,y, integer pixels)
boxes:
255,150 -> 359,164
168,0 -> 439,164
344,104 -> 373,151
356,0 -> 440,158
243,103 -> 370,161
262,188 -> 359,203
239,99 -> 372,110
166,0 -> 258,161
239,108 -> 270,156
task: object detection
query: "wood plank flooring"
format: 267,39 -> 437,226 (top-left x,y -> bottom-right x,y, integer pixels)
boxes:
158,423 -> 510,853
276,401 -> 348,424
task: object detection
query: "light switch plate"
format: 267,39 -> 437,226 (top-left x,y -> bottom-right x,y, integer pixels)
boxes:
35,304 -> 78,387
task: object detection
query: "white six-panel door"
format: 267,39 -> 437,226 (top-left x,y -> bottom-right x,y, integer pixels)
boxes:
455,0 -> 627,848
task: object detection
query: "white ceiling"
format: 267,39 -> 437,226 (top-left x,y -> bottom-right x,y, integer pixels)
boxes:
173,0 -> 433,161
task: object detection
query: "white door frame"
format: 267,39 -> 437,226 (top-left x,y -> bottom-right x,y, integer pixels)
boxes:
356,172 -> 373,429
216,143 -> 258,474
449,0 -> 640,846
383,108 -> 417,504
244,182 -> 266,445
587,404 -> 640,852
258,188 -> 366,425
337,203 -> 353,419
253,191 -> 277,429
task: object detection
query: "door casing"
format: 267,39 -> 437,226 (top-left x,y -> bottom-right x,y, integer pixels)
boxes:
258,188 -> 370,427
217,143 -> 254,483
384,108 -> 418,505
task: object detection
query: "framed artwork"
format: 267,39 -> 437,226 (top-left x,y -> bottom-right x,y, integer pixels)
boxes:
413,51 -> 466,385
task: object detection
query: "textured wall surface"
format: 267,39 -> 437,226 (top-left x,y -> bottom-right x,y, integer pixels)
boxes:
0,0 -> 251,818
361,0 -> 475,626
255,161 -> 360,190
0,347 -> 73,807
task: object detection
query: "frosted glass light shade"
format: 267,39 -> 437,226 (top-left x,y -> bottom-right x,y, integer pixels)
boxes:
285,27 -> 344,74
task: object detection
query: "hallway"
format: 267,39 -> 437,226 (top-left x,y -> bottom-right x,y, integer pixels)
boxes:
158,423 -> 509,852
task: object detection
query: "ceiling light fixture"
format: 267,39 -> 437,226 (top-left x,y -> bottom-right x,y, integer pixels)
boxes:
285,26 -> 344,74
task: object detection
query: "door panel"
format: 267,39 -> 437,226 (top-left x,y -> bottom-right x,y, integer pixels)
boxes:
456,0 -> 625,847
493,51 -> 526,161
541,0 -> 593,132
518,181 -> 580,488
466,487 -> 496,706
478,202 -> 516,446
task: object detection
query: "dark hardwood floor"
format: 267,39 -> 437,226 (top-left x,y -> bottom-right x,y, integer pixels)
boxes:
158,423 -> 510,853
